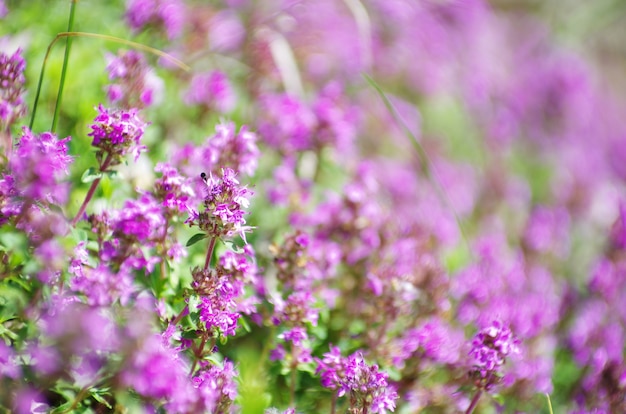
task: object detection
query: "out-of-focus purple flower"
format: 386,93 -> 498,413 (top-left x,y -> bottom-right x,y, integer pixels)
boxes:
258,93 -> 316,153
208,10 -> 245,52
70,264 -> 136,306
523,205 -> 570,256
121,334 -> 196,412
12,388 -> 47,414
311,82 -> 358,153
393,318 -> 463,368
105,50 -> 162,109
89,193 -> 166,271
206,121 -> 259,177
0,342 -> 19,379
0,1 -> 7,18
610,202 -> 626,250
316,346 -> 398,412
186,168 -> 253,242
272,290 -> 318,327
154,162 -> 196,214
88,104 -> 148,162
126,0 -> 186,40
185,71 -> 236,113
10,128 -> 72,204
193,360 -> 238,412
0,48 -> 26,129
266,160 -> 311,207
468,320 -> 520,391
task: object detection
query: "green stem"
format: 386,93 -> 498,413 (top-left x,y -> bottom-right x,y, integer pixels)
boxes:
51,0 -> 78,133
70,153 -> 113,226
545,393 -> 554,414
464,389 -> 483,414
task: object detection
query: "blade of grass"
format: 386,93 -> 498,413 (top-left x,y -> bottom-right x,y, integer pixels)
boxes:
545,394 -> 554,414
363,73 -> 473,258
51,0 -> 78,133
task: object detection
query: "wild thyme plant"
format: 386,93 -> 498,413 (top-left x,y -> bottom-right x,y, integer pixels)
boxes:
1,1 -> 626,413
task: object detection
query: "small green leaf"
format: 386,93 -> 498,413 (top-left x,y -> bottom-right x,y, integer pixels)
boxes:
90,390 -> 112,408
81,167 -> 102,183
186,233 -> 207,247
104,170 -> 121,180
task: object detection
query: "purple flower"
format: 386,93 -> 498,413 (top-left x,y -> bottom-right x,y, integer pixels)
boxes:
12,128 -> 72,200
121,334 -> 196,412
193,360 -> 238,412
206,121 -> 259,177
186,168 -> 253,242
258,93 -> 316,153
185,71 -> 236,113
0,342 -> 19,379
105,50 -> 162,109
0,48 -> 26,128
468,320 -> 520,391
316,346 -> 398,412
69,264 -> 136,306
272,291 -> 318,327
126,0 -> 186,40
154,162 -> 196,214
88,104 -> 148,162
191,249 -> 256,337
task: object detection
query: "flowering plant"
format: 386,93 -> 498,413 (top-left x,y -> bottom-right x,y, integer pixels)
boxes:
0,1 -> 625,413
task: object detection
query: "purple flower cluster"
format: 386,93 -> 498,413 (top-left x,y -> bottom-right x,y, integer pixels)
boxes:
192,360 -> 238,413
186,168 -> 252,242
468,321 -> 520,391
126,0 -> 186,40
154,162 -> 196,215
316,346 -> 398,413
89,193 -> 166,271
7,128 -> 72,206
171,121 -> 260,181
258,83 -> 357,155
185,70 -> 235,114
88,104 -> 148,163
0,48 -> 26,132
69,243 -> 135,306
191,248 -> 257,337
105,50 -> 161,109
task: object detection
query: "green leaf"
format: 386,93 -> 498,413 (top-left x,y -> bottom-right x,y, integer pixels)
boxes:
90,390 -> 112,409
81,167 -> 102,183
186,233 -> 207,247
103,170 -> 121,180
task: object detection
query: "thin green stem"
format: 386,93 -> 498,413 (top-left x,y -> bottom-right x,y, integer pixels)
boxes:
70,153 -> 113,226
363,73 -> 473,260
464,389 -> 483,414
51,0 -> 78,133
545,393 -> 554,414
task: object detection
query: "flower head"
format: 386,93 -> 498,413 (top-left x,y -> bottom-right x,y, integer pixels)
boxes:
106,50 -> 162,109
88,104 -> 148,162
0,48 -> 26,129
186,168 -> 253,242
468,320 -> 520,391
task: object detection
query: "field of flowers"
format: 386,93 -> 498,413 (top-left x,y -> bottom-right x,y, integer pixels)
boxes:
1,0 -> 626,412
